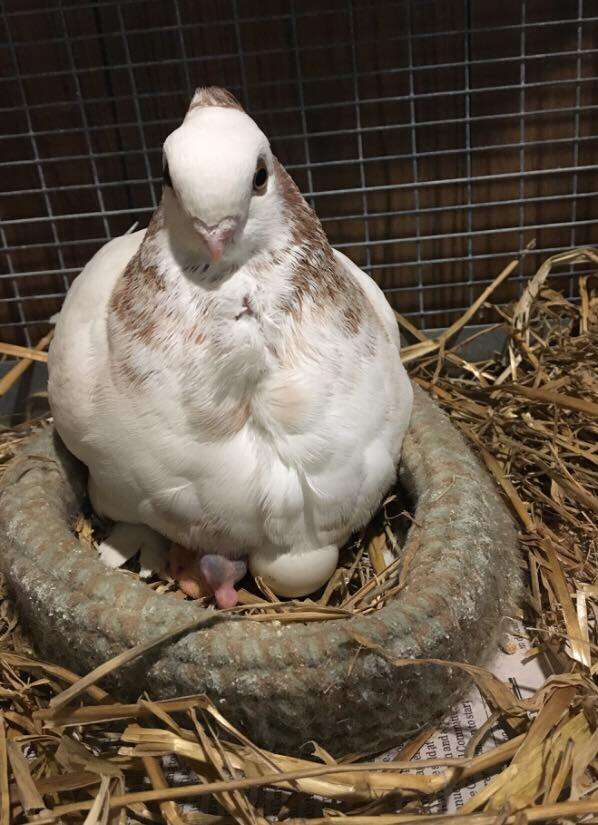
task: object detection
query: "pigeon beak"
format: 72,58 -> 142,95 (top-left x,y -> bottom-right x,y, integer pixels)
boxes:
194,218 -> 238,264
205,234 -> 225,263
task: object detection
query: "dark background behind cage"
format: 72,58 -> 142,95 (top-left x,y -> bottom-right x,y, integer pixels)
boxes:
1,0 -> 597,346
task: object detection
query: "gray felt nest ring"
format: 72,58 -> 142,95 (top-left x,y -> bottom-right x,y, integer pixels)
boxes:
0,385 -> 520,756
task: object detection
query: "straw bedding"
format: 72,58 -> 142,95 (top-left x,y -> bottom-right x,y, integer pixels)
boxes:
0,245 -> 596,823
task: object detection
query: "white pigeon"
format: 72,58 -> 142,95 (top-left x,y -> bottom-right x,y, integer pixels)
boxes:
48,87 -> 413,608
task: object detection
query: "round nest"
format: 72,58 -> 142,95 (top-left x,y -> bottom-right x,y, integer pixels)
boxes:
0,385 -> 520,756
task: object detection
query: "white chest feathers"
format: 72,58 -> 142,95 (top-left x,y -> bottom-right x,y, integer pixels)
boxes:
109,259 -> 307,444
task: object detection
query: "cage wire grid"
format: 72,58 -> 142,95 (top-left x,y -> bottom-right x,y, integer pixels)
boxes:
0,0 -> 597,347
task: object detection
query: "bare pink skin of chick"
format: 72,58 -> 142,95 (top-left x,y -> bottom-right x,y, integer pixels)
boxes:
168,544 -> 247,608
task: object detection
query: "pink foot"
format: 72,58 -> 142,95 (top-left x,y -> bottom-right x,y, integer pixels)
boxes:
167,544 -> 246,608
168,544 -> 205,599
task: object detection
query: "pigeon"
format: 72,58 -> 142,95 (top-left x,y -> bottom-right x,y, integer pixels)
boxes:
48,87 -> 413,608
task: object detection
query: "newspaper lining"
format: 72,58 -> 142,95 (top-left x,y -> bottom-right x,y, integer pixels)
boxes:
379,633 -> 548,812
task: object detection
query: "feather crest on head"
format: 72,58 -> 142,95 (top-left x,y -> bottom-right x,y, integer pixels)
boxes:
188,86 -> 244,114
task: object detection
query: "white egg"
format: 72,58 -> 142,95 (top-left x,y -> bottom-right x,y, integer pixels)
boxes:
249,545 -> 339,598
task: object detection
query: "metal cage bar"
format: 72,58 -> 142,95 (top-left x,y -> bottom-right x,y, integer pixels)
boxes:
1,0 -> 597,345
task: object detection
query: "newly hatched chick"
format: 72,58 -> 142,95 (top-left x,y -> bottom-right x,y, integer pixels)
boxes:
48,87 -> 413,607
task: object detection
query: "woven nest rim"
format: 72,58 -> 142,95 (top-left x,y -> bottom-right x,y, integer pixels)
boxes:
0,383 -> 520,755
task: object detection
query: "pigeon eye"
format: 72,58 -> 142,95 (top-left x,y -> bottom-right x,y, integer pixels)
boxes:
253,161 -> 268,194
163,162 -> 173,189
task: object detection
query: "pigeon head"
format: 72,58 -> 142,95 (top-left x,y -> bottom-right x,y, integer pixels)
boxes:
162,87 -> 282,266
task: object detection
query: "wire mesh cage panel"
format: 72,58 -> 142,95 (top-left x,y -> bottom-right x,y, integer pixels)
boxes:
1,0 -> 597,346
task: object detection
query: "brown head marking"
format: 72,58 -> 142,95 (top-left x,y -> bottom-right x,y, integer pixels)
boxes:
188,87 -> 244,114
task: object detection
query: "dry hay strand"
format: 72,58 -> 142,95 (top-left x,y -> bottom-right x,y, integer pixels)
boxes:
409,248 -> 598,671
0,331 -> 53,399
0,244 -> 597,822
